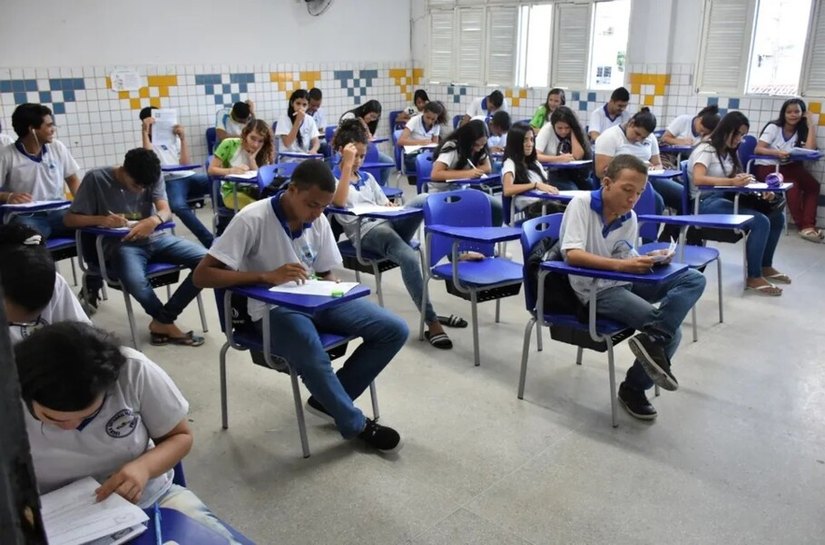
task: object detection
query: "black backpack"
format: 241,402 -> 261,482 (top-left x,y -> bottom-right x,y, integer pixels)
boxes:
525,236 -> 588,323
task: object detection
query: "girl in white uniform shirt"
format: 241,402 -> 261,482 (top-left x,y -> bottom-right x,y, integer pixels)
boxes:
397,101 -> 448,182
661,105 -> 720,146
502,123 -> 561,219
339,100 -> 393,185
276,89 -> 321,159
535,106 -> 592,190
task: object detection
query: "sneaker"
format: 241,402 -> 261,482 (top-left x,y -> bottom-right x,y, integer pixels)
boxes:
358,418 -> 403,453
628,332 -> 679,391
618,382 -> 657,420
77,287 -> 98,317
305,396 -> 335,424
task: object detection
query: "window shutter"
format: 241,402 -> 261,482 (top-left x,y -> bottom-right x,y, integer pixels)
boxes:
428,0 -> 455,7
429,11 -> 455,83
486,6 -> 519,86
456,7 -> 486,85
800,0 -> 825,96
695,0 -> 756,94
551,2 -> 592,89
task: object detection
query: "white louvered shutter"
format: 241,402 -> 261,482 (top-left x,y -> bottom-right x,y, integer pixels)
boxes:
456,7 -> 486,85
695,0 -> 756,94
429,11 -> 455,83
800,0 -> 825,96
487,6 -> 519,86
551,2 -> 592,89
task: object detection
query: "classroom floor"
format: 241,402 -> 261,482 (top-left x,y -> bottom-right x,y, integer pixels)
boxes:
84,187 -> 825,545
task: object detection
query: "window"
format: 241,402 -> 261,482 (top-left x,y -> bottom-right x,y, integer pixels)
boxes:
515,4 -> 553,88
588,0 -> 630,90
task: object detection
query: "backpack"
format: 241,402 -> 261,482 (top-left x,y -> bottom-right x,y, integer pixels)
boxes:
525,236 -> 588,322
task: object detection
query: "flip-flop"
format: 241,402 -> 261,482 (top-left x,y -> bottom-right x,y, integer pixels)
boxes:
424,331 -> 453,349
799,229 -> 822,243
765,272 -> 791,284
745,283 -> 782,297
437,314 -> 468,328
150,331 -> 205,347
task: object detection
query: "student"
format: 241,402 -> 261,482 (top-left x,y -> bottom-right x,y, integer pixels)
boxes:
208,119 -> 274,210
661,105 -> 721,146
0,121 -> 12,146
462,90 -> 509,126
501,123 -> 561,219
332,120 -> 463,348
560,154 -> 706,420
216,100 -> 254,142
65,148 -> 207,347
340,100 -> 393,186
139,107 -> 213,247
1,224 -> 90,344
535,106 -> 593,191
689,111 -> 787,296
588,87 -> 631,141
430,119 -> 504,226
396,89 -> 430,127
754,98 -> 821,242
15,322 -> 243,544
529,88 -> 566,131
397,101 -> 447,180
486,111 -> 511,154
194,160 -> 407,452
0,103 -> 81,238
307,88 -> 331,158
276,89 -> 321,158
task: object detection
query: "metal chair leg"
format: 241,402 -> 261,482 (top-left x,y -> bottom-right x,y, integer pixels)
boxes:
471,291 -> 480,366
289,367 -> 311,458
123,293 -> 139,349
536,321 -> 544,352
495,298 -> 501,323
374,269 -> 384,307
607,340 -> 618,428
369,381 -> 380,421
576,346 -> 583,365
219,343 -> 230,429
717,257 -> 724,323
691,306 -> 698,342
196,293 -> 209,332
69,257 -> 78,286
517,317 -> 537,399
166,284 -> 172,300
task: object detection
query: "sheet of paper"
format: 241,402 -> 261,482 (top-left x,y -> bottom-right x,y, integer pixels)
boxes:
152,109 -> 178,147
403,144 -> 437,154
649,238 -> 677,262
1,200 -> 70,209
348,204 -> 406,215
567,159 -> 593,165
647,168 -> 666,175
558,190 -> 592,199
226,170 -> 258,180
268,279 -> 359,297
108,68 -> 142,92
40,477 -> 149,545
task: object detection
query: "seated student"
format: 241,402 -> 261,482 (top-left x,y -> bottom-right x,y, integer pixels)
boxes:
588,86 -> 631,141
689,111 -> 787,296
139,107 -> 213,247
194,160 -> 407,452
661,105 -> 721,146
332,120 -> 463,349
755,98 -> 822,243
306,87 -> 331,158
535,106 -> 593,190
0,121 -> 13,146
397,100 -> 448,182
15,322 -> 244,544
276,89 -> 321,159
529,88 -> 566,131
1,224 -> 90,344
430,119 -> 504,226
485,111 -> 511,154
501,123 -> 561,219
65,148 -> 207,347
560,154 -> 706,420
208,119 -> 274,211
216,99 -> 254,142
462,90 -> 509,126
396,89 -> 430,127
340,100 -> 394,186
0,103 -> 80,238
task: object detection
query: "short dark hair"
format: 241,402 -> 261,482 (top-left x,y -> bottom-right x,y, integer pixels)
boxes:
138,106 -> 158,121
0,223 -> 55,312
308,88 -> 323,101
123,148 -> 161,187
332,118 -> 369,150
11,103 -> 53,138
488,90 -> 504,108
610,87 -> 631,102
15,322 -> 126,412
290,160 -> 336,193
605,154 -> 648,181
231,101 -> 252,120
490,110 -> 511,131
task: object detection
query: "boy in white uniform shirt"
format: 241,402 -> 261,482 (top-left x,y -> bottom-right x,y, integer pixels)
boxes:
0,103 -> 80,238
307,87 -> 331,158
588,87 -> 632,141
462,90 -> 509,126
216,100 -> 254,142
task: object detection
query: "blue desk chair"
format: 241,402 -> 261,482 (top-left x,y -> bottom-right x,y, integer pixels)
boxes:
47,236 -> 79,285
389,110 -> 403,131
207,156 -> 238,235
738,134 -> 789,234
360,142 -> 401,198
415,150 -> 434,194
452,115 -> 462,129
214,287 -> 379,458
421,190 -> 523,366
205,127 -> 217,155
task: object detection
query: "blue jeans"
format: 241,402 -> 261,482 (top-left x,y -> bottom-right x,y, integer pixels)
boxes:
699,194 -> 784,279
650,177 -> 684,213
12,208 -> 73,239
256,298 -> 408,438
360,213 -> 436,323
165,174 -> 214,247
594,269 -> 706,391
111,235 -> 206,324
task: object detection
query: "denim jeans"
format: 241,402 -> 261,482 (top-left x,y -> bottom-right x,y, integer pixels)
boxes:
650,177 -> 685,214
360,213 -> 436,323
165,173 -> 214,247
111,235 -> 206,324
11,208 -> 73,239
255,298 -> 408,438
699,194 -> 784,278
158,484 -> 242,545
594,269 -> 706,391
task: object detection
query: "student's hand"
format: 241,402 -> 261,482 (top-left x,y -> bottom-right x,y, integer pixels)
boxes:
245,99 -> 255,114
621,256 -> 656,273
732,173 -> 753,186
141,117 -> 154,133
385,201 -> 400,208
468,168 -> 485,178
228,165 -> 250,175
778,150 -> 791,161
557,153 -> 574,163
763,191 -> 777,202
7,192 -> 33,204
537,182 -> 559,195
263,263 -> 311,285
123,218 -> 156,241
806,111 -> 816,125
100,213 -> 128,228
172,124 -> 185,139
646,249 -> 674,265
293,108 -> 306,124
95,460 -> 151,504
340,143 -> 358,167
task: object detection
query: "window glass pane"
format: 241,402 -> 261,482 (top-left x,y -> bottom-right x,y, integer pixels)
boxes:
588,0 -> 630,90
746,0 -> 812,95
524,4 -> 553,88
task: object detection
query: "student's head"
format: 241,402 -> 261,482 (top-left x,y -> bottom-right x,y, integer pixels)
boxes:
695,104 -> 721,136
0,224 -> 56,323
625,108 -> 657,143
779,98 -> 807,126
489,111 -> 511,136
550,106 -> 591,158
12,103 -> 55,142
437,119 -> 489,168
15,322 -> 125,429
421,100 -> 448,127
607,87 -> 631,116
138,106 -> 158,139
545,88 -> 566,112
487,90 -> 505,112
601,155 -> 649,214
240,119 -> 274,167
332,119 -> 370,173
353,100 -> 383,124
307,88 -> 323,113
121,147 -> 161,192
710,111 -> 750,155
284,160 -> 337,223
413,89 -> 430,111
504,123 -> 537,163
230,101 -> 253,124
288,89 -> 310,118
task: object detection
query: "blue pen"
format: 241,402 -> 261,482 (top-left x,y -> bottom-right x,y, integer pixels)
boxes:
153,502 -> 162,545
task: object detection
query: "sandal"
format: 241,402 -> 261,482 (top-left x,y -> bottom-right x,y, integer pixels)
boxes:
799,228 -> 822,243
437,314 -> 468,328
424,331 -> 453,350
745,283 -> 782,297
150,330 -> 205,347
765,272 -> 791,284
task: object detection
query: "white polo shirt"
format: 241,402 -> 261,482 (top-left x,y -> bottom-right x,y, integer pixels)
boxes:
503,158 -> 545,211
755,123 -> 799,166
405,114 -> 441,141
0,140 -> 80,200
220,114 -> 247,137
152,141 -> 195,180
276,112 -> 320,154
0,133 -> 13,147
9,273 -> 91,345
311,109 -> 326,131
26,347 -> 189,509
665,114 -> 701,145
466,96 -> 510,118
536,124 -> 568,156
208,194 -> 342,322
333,168 -> 389,241
588,105 -> 631,136
594,124 -> 659,163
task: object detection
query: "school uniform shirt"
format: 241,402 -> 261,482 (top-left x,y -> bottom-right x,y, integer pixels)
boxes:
332,168 -> 390,241
220,114 -> 247,137
560,190 -> 638,302
535,124 -> 573,156
466,96 -> 511,119
588,105 -> 631,136
405,114 -> 441,141
26,347 -> 189,509
214,138 -> 257,203
0,140 -> 79,200
755,123 -> 799,166
431,146 -> 486,193
8,273 -> 91,345
276,112 -> 320,154
594,124 -> 659,163
687,142 -> 736,200
0,133 -> 13,147
208,194 -> 341,322
152,140 -> 195,180
665,114 -> 702,145
310,108 -> 326,131
502,158 -> 545,211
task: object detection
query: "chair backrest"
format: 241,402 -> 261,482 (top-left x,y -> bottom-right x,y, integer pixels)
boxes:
737,134 -> 757,172
634,181 -> 659,241
205,127 -> 217,155
389,110 -> 401,131
423,189 -> 495,264
452,115 -> 462,129
325,125 -> 336,143
415,150 -> 435,194
519,213 -> 564,311
392,128 -> 404,170
679,159 -> 691,213
258,163 -> 279,190
366,142 -> 380,162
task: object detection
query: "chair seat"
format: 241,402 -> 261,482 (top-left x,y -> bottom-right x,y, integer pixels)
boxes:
46,237 -> 75,250
432,258 -> 523,287
543,312 -> 635,353
382,186 -> 404,199
338,239 -> 420,260
87,261 -> 183,286
638,242 -> 719,269
233,328 -> 354,369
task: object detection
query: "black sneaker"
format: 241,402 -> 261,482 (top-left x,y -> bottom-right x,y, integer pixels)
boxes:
77,287 -> 98,316
618,382 -> 657,420
358,418 -> 403,453
305,396 -> 335,424
628,332 -> 679,391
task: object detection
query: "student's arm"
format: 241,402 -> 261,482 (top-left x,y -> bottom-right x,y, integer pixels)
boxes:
122,198 -> 169,242
141,118 -> 154,150
755,125 -> 790,160
207,154 -> 248,177
193,254 -> 309,288
649,154 -> 663,169
431,161 -> 483,181
804,111 -> 817,149
594,154 -> 612,177
460,114 -> 471,127
661,130 -> 693,146
395,111 -> 411,126
64,211 -> 127,229
397,127 -> 431,147
566,248 -> 654,274
692,163 -> 752,187
215,128 -> 228,142
64,174 -> 80,196
478,156 -> 492,174
332,144 -> 357,208
570,134 -> 585,160
176,125 -> 191,165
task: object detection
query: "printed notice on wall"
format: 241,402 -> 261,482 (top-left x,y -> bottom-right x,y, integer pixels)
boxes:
109,68 -> 143,92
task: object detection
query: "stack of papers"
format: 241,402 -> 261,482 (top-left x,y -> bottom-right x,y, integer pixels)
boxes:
226,170 -> 258,180
269,279 -> 359,297
347,204 -> 405,215
648,239 -> 677,263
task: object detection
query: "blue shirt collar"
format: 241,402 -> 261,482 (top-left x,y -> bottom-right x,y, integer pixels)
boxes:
603,104 -> 620,123
331,166 -> 368,189
481,96 -> 488,112
15,140 -> 47,163
589,189 -> 632,237
270,190 -> 312,240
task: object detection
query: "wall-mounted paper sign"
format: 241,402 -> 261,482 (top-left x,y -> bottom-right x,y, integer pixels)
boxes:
109,68 -> 143,92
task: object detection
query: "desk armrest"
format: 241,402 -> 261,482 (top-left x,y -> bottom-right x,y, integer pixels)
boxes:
80,221 -> 176,238
230,284 -> 370,312
425,225 -> 521,244
541,260 -> 687,284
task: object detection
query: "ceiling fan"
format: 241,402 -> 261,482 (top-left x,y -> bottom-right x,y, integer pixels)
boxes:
305,0 -> 333,16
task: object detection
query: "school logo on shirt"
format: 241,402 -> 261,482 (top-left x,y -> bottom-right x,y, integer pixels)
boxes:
105,409 -> 139,438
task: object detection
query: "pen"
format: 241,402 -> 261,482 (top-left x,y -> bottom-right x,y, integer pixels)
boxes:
153,502 -> 162,545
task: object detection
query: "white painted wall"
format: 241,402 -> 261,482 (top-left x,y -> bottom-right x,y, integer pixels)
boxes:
669,0 -> 703,65
0,0 -> 412,67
